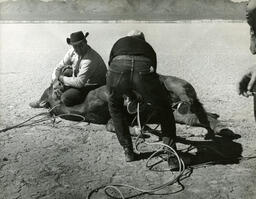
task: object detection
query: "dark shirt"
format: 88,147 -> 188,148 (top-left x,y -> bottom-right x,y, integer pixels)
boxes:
109,36 -> 157,69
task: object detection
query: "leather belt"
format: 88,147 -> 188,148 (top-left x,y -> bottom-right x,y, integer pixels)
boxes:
113,55 -> 151,61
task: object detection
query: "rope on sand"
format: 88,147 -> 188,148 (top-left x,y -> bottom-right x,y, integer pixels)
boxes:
0,105 -> 86,133
87,103 -> 186,199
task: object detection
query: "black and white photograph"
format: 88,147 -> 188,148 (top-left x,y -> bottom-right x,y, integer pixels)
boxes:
0,0 -> 256,198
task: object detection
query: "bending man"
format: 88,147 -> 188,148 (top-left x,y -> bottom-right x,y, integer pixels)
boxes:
107,30 -> 177,162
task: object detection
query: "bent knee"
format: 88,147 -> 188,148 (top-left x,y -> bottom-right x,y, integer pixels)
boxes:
61,95 -> 73,106
61,95 -> 83,106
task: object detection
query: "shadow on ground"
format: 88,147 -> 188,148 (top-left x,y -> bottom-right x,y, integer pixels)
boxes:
136,127 -> 243,167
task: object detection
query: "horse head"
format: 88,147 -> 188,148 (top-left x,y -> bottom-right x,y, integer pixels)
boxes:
51,79 -> 65,101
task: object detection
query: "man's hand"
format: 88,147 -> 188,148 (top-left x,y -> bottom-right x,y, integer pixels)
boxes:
52,79 -> 65,100
238,66 -> 256,97
58,75 -> 64,83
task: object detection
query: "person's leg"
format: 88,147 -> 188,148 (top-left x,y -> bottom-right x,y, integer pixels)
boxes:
60,86 -> 97,106
108,89 -> 135,160
107,62 -> 135,162
133,68 -> 177,149
246,0 -> 256,54
134,70 -> 193,169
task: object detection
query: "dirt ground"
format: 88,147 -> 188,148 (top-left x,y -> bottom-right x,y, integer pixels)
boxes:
1,22 -> 256,199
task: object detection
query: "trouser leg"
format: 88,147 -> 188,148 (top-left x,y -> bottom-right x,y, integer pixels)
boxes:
61,85 -> 99,106
106,68 -> 134,150
108,90 -> 133,149
133,71 -> 176,147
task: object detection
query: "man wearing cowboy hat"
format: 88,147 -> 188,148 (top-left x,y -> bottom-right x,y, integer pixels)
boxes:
30,30 -> 107,108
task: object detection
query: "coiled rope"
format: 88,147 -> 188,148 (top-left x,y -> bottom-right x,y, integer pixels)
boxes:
87,103 -> 186,199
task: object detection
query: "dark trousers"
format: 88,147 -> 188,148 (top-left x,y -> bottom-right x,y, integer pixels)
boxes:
61,85 -> 100,106
39,67 -> 100,106
247,0 -> 256,33
107,56 -> 176,149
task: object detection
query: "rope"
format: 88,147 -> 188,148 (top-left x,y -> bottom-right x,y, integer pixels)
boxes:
0,112 -> 51,133
0,104 -> 87,133
88,102 -> 186,199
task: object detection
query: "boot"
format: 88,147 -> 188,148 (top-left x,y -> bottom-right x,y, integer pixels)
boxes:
123,147 -> 136,162
161,137 -> 182,170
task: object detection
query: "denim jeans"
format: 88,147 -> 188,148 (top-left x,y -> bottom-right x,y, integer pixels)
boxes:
107,56 -> 176,149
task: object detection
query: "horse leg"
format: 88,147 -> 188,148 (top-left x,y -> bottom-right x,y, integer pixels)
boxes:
190,99 -> 216,139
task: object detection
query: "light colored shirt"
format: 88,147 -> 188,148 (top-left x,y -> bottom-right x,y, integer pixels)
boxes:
52,46 -> 107,88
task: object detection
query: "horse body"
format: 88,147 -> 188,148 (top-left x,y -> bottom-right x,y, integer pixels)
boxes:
47,74 -> 220,135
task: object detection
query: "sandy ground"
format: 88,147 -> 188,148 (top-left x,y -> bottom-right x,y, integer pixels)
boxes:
0,22 -> 256,199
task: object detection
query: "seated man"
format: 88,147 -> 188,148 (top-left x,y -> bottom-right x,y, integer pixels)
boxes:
30,30 -> 107,108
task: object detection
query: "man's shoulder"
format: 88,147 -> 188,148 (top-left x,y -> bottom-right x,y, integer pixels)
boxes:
87,46 -> 99,55
83,46 -> 106,66
86,46 -> 104,60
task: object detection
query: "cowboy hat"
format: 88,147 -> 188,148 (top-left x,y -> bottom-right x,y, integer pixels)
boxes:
66,31 -> 89,45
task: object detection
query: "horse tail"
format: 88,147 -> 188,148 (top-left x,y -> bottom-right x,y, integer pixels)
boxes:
190,98 -> 211,128
190,98 -> 221,135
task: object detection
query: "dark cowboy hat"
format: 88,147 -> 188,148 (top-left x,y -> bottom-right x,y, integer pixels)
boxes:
66,31 -> 89,45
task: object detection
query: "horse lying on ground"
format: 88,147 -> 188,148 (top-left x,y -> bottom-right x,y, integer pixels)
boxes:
44,74 -> 226,139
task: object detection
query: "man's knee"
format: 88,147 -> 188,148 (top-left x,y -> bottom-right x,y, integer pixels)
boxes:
61,93 -> 83,106
61,95 -> 73,106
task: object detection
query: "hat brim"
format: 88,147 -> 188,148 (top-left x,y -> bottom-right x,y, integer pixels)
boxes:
66,38 -> 85,45
66,32 -> 89,45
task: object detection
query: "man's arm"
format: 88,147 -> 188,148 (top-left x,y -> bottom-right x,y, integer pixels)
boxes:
52,49 -> 73,81
238,65 -> 256,97
61,59 -> 93,88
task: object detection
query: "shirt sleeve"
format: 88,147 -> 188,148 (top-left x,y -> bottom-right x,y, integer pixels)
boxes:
52,49 -> 73,81
62,59 -> 93,88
